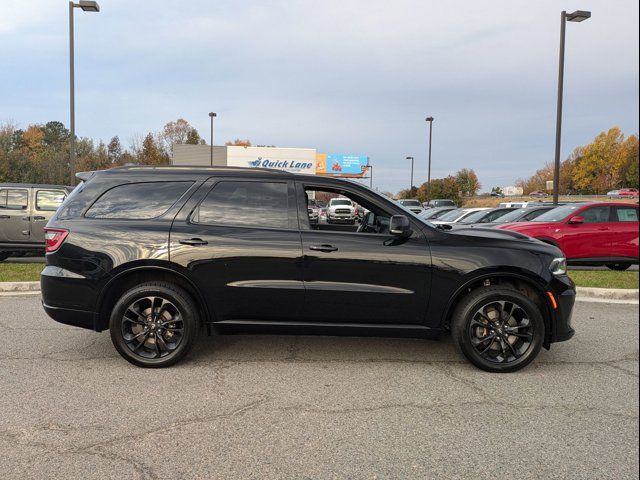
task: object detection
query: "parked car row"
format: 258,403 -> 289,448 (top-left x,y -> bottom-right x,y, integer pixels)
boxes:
415,202 -> 638,271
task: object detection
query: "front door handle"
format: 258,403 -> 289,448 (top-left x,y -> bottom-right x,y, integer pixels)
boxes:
33,215 -> 46,221
309,244 -> 338,252
179,238 -> 208,246
0,215 -> 9,219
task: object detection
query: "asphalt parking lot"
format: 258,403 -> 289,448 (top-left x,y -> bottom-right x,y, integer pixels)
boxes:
0,296 -> 638,479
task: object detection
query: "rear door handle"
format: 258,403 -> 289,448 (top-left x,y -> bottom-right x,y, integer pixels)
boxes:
0,215 -> 9,219
309,244 -> 338,252
33,215 -> 46,221
179,238 -> 208,246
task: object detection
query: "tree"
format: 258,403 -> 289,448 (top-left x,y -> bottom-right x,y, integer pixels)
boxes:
185,128 -> 202,145
415,176 -> 461,205
455,168 -> 481,197
107,136 -> 123,164
138,133 -> 165,165
159,118 -> 203,153
225,138 -> 252,147
491,186 -> 503,195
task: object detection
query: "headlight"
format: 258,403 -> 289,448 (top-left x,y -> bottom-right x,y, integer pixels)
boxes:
550,257 -> 567,275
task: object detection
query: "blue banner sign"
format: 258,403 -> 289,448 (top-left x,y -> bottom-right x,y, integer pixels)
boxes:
325,154 -> 369,174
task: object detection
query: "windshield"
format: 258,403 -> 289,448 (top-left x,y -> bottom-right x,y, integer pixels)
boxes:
400,200 -> 421,207
492,208 -> 526,223
437,208 -> 466,221
458,209 -> 492,224
330,199 -> 352,206
532,204 -> 583,222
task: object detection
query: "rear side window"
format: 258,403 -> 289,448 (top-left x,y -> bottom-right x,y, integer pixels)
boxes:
614,206 -> 638,222
36,190 -> 67,211
0,189 -> 28,210
85,182 -> 192,219
194,181 -> 289,229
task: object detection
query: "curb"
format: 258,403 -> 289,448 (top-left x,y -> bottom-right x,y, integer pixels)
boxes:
576,286 -> 639,302
0,282 -> 638,303
0,281 -> 40,293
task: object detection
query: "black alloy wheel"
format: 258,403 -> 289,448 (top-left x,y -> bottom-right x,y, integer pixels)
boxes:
110,282 -> 198,367
452,287 -> 544,372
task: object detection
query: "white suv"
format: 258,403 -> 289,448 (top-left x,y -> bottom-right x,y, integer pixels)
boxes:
327,198 -> 356,224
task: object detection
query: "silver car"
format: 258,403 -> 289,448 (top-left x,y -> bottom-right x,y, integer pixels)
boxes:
0,183 -> 73,261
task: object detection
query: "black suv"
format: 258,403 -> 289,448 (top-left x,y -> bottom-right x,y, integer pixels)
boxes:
41,166 -> 575,372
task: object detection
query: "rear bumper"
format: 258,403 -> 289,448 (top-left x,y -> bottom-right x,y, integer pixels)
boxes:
42,301 -> 97,331
40,265 -> 101,331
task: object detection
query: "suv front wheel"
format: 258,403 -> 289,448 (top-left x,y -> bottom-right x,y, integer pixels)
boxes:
451,286 -> 545,373
110,282 -> 198,368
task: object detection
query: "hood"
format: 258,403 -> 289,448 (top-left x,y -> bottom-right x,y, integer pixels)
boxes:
447,226 -> 533,242
498,221 -> 557,232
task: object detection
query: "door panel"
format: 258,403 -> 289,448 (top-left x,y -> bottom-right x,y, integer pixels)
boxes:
31,189 -> 67,244
169,179 -> 304,321
0,188 -> 30,243
300,230 -> 430,324
559,206 -> 611,259
611,206 -> 639,259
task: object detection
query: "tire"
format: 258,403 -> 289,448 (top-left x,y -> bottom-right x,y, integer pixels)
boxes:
606,263 -> 631,271
451,286 -> 545,373
109,281 -> 199,368
0,252 -> 10,262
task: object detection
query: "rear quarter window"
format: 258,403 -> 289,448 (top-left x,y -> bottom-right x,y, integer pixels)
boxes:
85,182 -> 193,219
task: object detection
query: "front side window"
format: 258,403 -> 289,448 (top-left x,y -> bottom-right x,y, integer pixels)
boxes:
580,206 -> 610,223
85,182 -> 192,219
0,189 -> 28,210
36,190 -> 67,211
194,181 -> 289,229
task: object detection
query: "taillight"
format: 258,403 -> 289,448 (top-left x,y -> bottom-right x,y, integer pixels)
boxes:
44,228 -> 69,253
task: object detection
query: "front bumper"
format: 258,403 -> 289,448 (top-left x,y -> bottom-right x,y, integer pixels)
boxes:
548,275 -> 576,343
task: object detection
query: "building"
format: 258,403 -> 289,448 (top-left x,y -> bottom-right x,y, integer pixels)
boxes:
172,144 -> 369,178
502,186 -> 524,197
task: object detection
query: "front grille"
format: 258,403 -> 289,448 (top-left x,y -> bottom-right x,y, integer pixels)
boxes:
335,208 -> 351,214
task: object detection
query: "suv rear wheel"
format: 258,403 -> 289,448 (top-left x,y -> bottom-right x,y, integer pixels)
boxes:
451,286 -> 545,373
110,282 -> 198,368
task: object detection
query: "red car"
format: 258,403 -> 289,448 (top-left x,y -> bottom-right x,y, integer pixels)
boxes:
499,202 -> 639,270
529,191 -> 549,198
618,188 -> 639,198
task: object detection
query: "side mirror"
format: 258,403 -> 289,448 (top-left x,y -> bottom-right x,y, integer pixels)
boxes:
568,215 -> 584,224
390,215 -> 412,236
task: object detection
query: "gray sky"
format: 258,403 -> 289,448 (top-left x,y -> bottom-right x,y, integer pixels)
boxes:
1,0 -> 638,192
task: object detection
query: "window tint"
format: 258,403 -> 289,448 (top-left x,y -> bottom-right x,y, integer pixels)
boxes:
195,181 -> 289,229
580,206 -> 610,223
0,189 -> 28,210
85,182 -> 192,219
614,206 -> 638,222
36,190 -> 66,211
523,208 -> 552,220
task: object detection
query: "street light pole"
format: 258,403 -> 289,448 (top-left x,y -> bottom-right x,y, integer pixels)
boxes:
369,165 -> 373,189
425,116 -> 434,195
553,10 -> 591,205
208,112 -> 217,166
406,156 -> 414,192
68,1 -> 100,185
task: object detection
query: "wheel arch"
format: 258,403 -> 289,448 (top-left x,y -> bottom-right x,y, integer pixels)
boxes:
441,271 -> 553,343
96,265 -> 211,332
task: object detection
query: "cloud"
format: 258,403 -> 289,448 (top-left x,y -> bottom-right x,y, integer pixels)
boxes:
1,0 -> 638,191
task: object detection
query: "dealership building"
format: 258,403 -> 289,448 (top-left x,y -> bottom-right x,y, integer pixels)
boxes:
172,144 -> 370,178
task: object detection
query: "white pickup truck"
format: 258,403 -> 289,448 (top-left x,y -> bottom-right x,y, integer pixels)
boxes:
326,198 -> 357,224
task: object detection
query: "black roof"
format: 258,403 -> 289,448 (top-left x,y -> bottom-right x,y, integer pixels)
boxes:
80,166 -> 369,189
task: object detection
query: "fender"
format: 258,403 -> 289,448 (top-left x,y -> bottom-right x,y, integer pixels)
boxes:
96,262 -> 213,327
438,268 -> 551,328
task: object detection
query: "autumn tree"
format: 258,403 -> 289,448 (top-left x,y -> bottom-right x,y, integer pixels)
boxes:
455,168 -> 481,197
138,133 -> 166,165
107,136 -> 123,164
